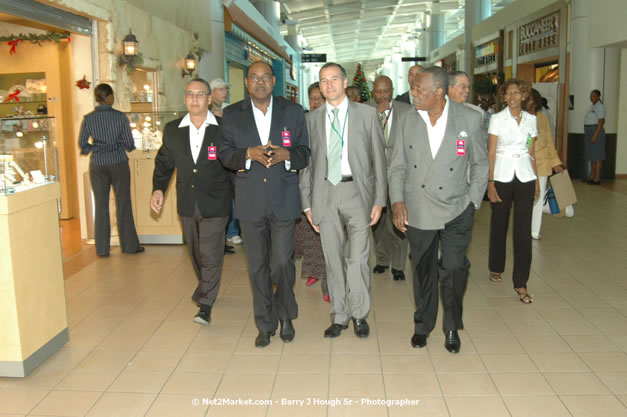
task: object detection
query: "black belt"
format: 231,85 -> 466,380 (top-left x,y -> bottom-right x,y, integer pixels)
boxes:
340,176 -> 353,182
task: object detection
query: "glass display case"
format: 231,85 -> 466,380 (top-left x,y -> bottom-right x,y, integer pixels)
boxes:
0,116 -> 57,195
126,111 -> 184,152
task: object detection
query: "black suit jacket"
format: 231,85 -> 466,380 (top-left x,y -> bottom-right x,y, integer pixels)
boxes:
152,117 -> 232,218
218,96 -> 310,221
395,91 -> 411,105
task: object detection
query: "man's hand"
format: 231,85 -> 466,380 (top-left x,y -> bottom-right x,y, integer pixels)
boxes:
150,190 -> 164,213
248,145 -> 271,166
553,165 -> 564,173
304,210 -> 320,233
392,202 -> 408,232
265,140 -> 290,167
370,205 -> 383,226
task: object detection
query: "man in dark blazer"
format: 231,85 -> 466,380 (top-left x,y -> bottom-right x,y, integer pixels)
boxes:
366,75 -> 412,281
300,63 -> 387,339
150,78 -> 233,325
218,61 -> 310,348
395,64 -> 423,105
389,66 -> 488,353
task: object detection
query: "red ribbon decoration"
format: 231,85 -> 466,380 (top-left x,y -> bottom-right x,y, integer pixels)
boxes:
8,39 -> 21,54
4,89 -> 21,103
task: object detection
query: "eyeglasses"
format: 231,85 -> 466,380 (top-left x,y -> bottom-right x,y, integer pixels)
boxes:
249,74 -> 272,83
185,91 -> 209,99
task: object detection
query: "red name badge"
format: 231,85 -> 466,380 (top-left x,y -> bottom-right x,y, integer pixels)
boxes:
282,130 -> 291,147
208,146 -> 217,160
456,140 -> 466,156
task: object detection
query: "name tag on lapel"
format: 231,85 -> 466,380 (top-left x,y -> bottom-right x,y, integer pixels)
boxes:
456,140 -> 466,156
282,129 -> 291,147
208,146 -> 217,160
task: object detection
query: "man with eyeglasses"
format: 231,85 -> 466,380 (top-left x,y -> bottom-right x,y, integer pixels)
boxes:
150,78 -> 233,326
448,71 -> 487,146
219,61 -> 310,348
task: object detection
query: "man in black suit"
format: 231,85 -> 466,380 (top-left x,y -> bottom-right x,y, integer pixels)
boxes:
150,78 -> 233,325
219,61 -> 310,348
395,64 -> 423,105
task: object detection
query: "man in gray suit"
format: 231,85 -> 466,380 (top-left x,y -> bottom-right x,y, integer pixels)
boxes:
389,66 -> 488,353
366,75 -> 412,281
300,62 -> 387,339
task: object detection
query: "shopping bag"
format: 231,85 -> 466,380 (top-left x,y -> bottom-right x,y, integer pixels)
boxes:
543,186 -> 560,214
549,169 -> 577,209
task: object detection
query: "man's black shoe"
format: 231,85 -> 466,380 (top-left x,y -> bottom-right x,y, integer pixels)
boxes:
352,318 -> 370,338
410,333 -> 427,348
255,331 -> 275,348
392,269 -> 405,281
373,264 -> 389,274
224,245 -> 235,254
280,320 -> 295,342
193,309 -> 211,325
444,330 -> 461,353
323,323 -> 348,338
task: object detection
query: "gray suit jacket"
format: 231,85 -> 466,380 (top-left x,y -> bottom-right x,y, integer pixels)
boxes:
388,100 -> 489,230
365,99 -> 413,166
300,100 -> 387,225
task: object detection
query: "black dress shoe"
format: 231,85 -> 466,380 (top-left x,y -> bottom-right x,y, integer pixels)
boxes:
410,333 -> 427,348
126,246 -> 145,254
224,245 -> 235,254
373,264 -> 389,274
352,318 -> 370,338
444,330 -> 461,353
280,320 -> 295,342
324,323 -> 348,338
193,309 -> 211,325
392,269 -> 405,281
255,331 -> 275,348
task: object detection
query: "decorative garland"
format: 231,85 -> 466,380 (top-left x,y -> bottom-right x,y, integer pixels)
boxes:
0,31 -> 71,54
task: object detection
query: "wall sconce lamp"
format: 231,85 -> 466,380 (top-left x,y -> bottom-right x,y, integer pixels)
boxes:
123,30 -> 138,57
182,53 -> 196,76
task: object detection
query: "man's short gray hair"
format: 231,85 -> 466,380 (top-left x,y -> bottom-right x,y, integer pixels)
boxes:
448,71 -> 470,87
187,78 -> 211,94
420,66 -> 449,93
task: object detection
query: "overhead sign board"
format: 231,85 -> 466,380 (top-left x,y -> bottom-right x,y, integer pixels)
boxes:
302,53 -> 327,63
401,57 -> 427,62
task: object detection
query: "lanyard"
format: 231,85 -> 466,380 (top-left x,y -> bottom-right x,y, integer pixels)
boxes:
327,107 -> 349,147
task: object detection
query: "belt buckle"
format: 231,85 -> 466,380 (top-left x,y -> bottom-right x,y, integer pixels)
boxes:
512,154 -> 520,158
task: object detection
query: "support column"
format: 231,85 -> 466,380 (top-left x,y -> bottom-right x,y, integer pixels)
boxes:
427,10 -> 445,53
568,0 -> 619,179
198,1 -> 225,81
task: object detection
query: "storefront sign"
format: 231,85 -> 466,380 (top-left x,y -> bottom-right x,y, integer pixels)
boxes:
519,12 -> 559,56
475,40 -> 498,67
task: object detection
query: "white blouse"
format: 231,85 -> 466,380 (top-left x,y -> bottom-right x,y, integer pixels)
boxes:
583,101 -> 606,125
488,107 -> 538,183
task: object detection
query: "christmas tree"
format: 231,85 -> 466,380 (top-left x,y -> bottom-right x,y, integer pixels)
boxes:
351,63 -> 370,102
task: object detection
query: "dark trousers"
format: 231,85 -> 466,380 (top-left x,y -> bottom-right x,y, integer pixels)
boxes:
406,203 -> 474,335
240,213 -> 297,333
90,161 -> 140,256
180,205 -> 229,308
489,177 -> 535,289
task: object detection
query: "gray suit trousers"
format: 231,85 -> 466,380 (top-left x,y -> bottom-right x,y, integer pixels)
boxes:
180,205 -> 228,308
372,208 -> 409,271
319,181 -> 371,324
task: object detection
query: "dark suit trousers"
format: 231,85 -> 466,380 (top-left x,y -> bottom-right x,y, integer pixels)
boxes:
240,212 -> 298,333
489,177 -> 535,289
90,161 -> 140,256
406,203 -> 474,335
180,205 -> 228,308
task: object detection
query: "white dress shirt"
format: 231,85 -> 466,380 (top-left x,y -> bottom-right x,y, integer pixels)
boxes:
246,96 -> 290,170
418,96 -> 450,159
488,107 -> 538,183
325,96 -> 351,176
178,110 -> 219,163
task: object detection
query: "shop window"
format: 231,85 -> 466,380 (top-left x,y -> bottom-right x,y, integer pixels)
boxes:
0,72 -> 47,118
129,68 -> 158,113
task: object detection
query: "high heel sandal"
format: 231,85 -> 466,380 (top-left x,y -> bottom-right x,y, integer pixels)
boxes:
489,271 -> 502,282
514,288 -> 533,304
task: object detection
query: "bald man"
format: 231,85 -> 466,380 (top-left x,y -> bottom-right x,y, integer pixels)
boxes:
395,64 -> 424,105
366,75 -> 411,280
